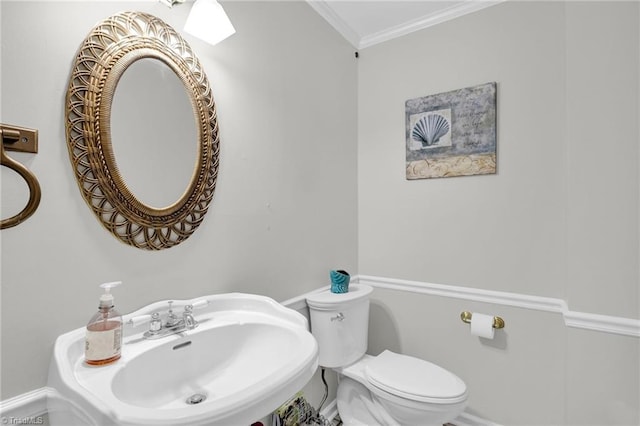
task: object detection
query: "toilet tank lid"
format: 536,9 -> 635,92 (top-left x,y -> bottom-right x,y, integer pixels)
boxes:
365,350 -> 467,403
306,284 -> 373,309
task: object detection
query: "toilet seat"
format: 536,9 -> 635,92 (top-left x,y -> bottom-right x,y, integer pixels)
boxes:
364,350 -> 467,404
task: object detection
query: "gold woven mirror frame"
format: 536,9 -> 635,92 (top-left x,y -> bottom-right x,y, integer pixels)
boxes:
66,12 -> 219,250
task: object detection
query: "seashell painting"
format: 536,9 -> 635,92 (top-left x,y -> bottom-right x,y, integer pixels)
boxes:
411,113 -> 450,147
405,82 -> 497,179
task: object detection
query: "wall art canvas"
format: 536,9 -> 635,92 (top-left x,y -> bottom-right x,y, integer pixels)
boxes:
405,82 -> 497,179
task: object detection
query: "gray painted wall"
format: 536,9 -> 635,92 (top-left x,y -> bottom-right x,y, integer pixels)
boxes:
358,1 -> 638,424
0,0 -> 357,400
1,1 -> 639,425
358,1 -> 639,317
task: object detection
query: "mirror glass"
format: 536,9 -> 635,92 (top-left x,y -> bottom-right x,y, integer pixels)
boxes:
111,58 -> 197,209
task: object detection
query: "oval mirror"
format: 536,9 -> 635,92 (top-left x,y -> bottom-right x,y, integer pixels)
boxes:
110,57 -> 197,209
65,12 -> 220,250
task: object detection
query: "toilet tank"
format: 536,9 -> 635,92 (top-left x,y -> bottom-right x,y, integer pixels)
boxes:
306,284 -> 373,368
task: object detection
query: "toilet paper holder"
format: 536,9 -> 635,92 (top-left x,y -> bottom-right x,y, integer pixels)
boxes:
460,311 -> 505,329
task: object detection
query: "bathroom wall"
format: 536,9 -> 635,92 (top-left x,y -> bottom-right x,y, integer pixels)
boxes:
358,1 -> 639,425
0,1 -> 357,400
2,1 -> 639,425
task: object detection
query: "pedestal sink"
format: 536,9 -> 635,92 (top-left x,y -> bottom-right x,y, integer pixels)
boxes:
47,293 -> 318,426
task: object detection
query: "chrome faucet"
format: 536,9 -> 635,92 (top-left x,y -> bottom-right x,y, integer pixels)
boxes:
164,301 -> 181,328
182,305 -> 197,330
128,299 -> 209,340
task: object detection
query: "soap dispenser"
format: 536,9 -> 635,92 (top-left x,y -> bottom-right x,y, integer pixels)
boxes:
85,281 -> 123,366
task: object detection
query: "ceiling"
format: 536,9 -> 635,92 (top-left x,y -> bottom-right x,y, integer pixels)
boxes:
305,0 -> 505,49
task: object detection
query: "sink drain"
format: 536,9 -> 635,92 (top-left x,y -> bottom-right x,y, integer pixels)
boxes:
186,393 -> 207,405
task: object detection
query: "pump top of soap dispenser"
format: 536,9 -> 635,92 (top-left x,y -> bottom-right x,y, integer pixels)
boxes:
99,281 -> 121,308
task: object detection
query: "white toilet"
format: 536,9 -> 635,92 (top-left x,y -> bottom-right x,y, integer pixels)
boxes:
306,284 -> 468,426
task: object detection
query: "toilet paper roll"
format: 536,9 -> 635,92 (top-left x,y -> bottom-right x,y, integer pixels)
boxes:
470,313 -> 495,339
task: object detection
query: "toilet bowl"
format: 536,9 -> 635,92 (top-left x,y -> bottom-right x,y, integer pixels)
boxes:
306,284 -> 467,426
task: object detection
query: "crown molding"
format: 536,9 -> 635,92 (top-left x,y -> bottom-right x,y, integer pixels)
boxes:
360,1 -> 506,48
305,0 -> 361,48
307,0 -> 506,50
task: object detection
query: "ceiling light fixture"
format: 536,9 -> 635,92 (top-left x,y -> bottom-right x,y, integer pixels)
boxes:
184,0 -> 235,46
160,0 -> 235,46
160,0 -> 179,6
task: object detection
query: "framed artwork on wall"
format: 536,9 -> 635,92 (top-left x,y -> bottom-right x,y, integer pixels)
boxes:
405,82 -> 497,179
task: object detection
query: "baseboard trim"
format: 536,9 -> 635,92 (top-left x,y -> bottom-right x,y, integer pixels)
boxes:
0,389 -> 499,426
320,399 -> 339,423
357,275 -> 640,338
0,387 -> 49,421
455,411 -> 503,426
318,398 -> 498,426
1,387 -> 339,426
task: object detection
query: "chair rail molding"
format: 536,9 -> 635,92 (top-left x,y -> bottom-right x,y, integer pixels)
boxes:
356,275 -> 640,337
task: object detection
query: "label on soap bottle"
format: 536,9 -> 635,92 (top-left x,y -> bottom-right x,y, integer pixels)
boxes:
85,323 -> 122,361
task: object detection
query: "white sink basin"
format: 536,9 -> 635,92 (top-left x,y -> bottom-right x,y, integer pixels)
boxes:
47,293 -> 318,426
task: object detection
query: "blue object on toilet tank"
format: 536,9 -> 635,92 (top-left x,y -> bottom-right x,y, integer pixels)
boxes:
330,270 -> 350,293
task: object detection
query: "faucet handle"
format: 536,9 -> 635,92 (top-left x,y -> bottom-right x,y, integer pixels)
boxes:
149,312 -> 162,333
127,314 -> 151,327
191,299 -> 209,310
165,301 -> 180,327
182,305 -> 197,329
